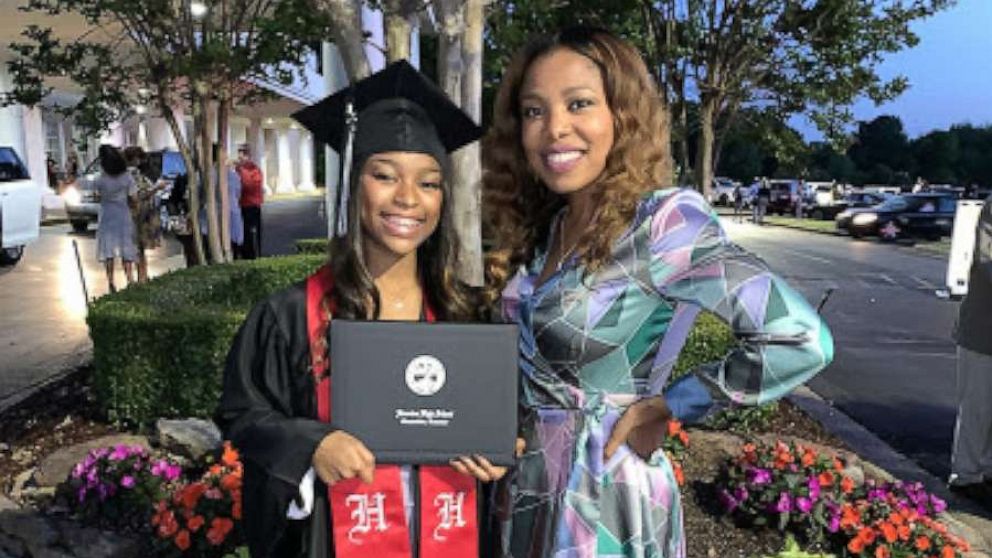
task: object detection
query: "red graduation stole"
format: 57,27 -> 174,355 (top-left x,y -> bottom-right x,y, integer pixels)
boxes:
306,265 -> 478,558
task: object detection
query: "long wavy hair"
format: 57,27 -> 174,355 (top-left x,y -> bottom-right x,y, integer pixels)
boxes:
483,26 -> 672,307
328,156 -> 477,322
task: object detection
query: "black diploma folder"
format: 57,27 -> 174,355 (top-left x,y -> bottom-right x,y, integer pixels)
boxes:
330,320 -> 519,466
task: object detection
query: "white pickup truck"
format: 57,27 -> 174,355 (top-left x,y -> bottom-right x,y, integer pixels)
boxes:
0,146 -> 41,265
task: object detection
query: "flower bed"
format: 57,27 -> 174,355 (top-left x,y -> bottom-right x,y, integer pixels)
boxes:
716,440 -> 971,558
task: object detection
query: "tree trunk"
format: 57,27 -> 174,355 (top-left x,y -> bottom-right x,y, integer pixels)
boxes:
318,0 -> 371,80
198,96 -> 223,263
435,0 -> 464,106
452,0 -> 483,285
160,97 -> 204,266
695,98 -> 717,199
384,11 -> 412,62
217,95 -> 232,262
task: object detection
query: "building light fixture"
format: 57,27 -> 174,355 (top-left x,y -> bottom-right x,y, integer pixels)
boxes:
190,1 -> 208,18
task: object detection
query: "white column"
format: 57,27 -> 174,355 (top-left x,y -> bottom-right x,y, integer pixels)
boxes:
275,125 -> 294,193
22,106 -> 47,192
362,6 -> 386,72
137,119 -> 149,149
98,121 -> 125,147
247,118 -> 267,190
147,116 -> 176,151
298,131 -> 315,191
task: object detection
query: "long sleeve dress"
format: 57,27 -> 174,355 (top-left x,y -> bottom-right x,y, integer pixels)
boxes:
496,188 -> 835,557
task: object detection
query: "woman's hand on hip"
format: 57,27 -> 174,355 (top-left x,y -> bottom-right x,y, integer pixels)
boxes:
604,395 -> 672,461
312,431 -> 376,485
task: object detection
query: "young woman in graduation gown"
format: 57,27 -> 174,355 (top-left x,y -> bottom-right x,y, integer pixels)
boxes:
216,61 -> 507,558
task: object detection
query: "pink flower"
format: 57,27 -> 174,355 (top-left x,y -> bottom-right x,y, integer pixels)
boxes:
746,467 -> 772,485
120,475 -> 136,489
807,476 -> 821,500
772,492 -> 792,513
795,496 -> 813,513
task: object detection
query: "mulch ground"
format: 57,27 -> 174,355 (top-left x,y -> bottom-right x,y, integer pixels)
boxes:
0,368 -> 846,557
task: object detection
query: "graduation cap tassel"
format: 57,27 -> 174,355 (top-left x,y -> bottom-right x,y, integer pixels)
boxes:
336,101 -> 358,237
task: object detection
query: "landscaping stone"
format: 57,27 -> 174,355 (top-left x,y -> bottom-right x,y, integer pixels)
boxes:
52,519 -> 142,558
155,418 -> 221,461
33,435 -> 150,488
859,460 -> 897,483
9,468 -> 35,501
0,532 -> 25,558
0,496 -> 16,512
947,511 -> 992,552
0,509 -> 142,558
0,510 -> 59,555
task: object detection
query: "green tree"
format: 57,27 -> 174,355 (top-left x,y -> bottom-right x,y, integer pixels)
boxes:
848,115 -> 912,184
6,0 -> 330,264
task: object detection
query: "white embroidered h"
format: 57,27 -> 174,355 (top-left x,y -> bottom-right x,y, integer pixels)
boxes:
432,491 -> 467,541
346,492 -> 389,543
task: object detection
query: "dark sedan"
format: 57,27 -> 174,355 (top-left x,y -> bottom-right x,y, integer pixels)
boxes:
807,191 -> 889,221
835,193 -> 957,241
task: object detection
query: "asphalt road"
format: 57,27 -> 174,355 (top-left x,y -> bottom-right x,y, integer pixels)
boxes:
723,220 -> 960,481
0,194 -> 327,411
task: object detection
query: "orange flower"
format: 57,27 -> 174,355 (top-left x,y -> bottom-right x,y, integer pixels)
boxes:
801,451 -> 816,467
840,504 -> 861,530
207,517 -> 235,546
858,527 -> 876,545
880,522 -> 898,544
157,510 -> 179,538
834,457 -> 844,471
232,500 -> 242,520
209,464 -> 224,476
187,515 -> 205,532
841,476 -> 855,494
221,442 -> 240,468
179,482 -> 208,510
678,431 -> 689,447
174,529 -> 191,551
220,472 -> 241,492
848,536 -> 866,554
667,419 -> 682,437
897,524 -> 911,541
818,471 -> 835,487
887,512 -> 903,526
941,546 -> 956,558
875,544 -> 891,558
916,536 -> 932,551
672,462 -> 685,486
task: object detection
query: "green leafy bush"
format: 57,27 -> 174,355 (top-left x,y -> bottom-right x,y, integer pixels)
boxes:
87,255 -> 324,425
672,311 -> 736,377
294,238 -> 328,254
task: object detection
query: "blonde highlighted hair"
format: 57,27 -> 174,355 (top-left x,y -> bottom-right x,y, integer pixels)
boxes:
483,26 -> 672,307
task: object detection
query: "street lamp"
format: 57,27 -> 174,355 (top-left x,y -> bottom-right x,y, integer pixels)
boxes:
190,1 -> 208,18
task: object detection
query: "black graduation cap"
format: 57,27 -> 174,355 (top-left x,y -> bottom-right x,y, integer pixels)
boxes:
292,60 -> 483,237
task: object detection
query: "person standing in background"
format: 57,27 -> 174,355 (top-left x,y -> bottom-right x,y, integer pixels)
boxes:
949,193 -> 992,507
235,144 -> 264,259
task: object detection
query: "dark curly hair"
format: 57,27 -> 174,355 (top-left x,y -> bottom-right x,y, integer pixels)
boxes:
328,157 -> 478,323
482,26 -> 672,308
98,144 -> 128,177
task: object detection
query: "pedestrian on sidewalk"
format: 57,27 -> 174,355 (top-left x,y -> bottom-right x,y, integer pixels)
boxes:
235,144 -> 264,259
795,179 -> 805,219
93,145 -> 137,293
733,183 -> 744,223
949,193 -> 992,506
755,178 -> 770,225
123,146 -> 165,283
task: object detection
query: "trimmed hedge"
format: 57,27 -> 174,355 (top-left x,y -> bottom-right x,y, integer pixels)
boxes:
295,238 -> 328,255
88,255 -> 325,425
88,254 -> 735,426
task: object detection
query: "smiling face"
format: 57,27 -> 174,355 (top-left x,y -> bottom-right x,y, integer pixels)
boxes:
358,151 -> 444,265
519,47 -> 615,196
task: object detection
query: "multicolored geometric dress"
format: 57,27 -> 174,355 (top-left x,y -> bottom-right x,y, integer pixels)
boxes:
496,188 -> 834,557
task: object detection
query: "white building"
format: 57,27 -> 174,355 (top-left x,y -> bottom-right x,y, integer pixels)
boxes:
0,2 -> 411,198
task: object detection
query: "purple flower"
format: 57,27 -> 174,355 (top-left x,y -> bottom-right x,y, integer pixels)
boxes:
807,477 -> 821,500
746,467 -> 772,485
773,492 -> 792,513
120,475 -> 135,489
718,489 -> 739,513
151,460 -> 182,481
733,486 -> 749,505
109,445 -> 130,461
795,496 -> 813,513
931,495 -> 947,514
828,514 -> 840,533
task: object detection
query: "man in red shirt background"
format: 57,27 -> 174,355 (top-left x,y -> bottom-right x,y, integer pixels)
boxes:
235,144 -> 264,259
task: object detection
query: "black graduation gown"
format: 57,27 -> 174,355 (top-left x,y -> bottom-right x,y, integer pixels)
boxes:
216,281 -> 335,558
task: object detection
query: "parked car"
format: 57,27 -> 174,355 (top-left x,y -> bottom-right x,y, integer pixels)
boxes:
0,146 -> 41,265
836,193 -> 957,241
709,177 -> 739,206
63,149 -> 186,232
807,191 -> 889,221
766,179 -> 799,215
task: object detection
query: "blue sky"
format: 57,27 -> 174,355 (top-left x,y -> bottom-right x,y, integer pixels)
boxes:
796,0 -> 992,140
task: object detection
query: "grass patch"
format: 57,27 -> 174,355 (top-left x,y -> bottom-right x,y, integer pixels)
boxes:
763,216 -> 840,234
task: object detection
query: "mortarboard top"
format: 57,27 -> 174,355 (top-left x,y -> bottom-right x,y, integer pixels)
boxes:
291,60 -> 482,236
292,59 -> 482,158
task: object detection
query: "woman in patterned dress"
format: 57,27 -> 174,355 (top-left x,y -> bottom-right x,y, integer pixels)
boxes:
482,27 -> 835,557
